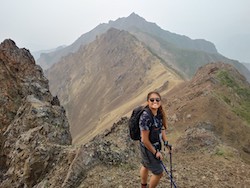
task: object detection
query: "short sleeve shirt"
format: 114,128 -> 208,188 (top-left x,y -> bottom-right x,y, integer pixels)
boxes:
139,109 -> 163,144
139,111 -> 153,131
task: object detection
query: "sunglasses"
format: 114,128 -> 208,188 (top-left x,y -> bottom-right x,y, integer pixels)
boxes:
149,98 -> 161,102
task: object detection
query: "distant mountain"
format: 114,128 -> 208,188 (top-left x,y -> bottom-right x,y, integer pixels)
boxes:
38,13 -> 250,81
46,28 -> 183,143
32,45 -> 66,60
32,45 -> 66,68
39,12 -> 215,70
243,62 -> 250,71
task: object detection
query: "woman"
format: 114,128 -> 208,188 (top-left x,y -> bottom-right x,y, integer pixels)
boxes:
139,91 -> 169,188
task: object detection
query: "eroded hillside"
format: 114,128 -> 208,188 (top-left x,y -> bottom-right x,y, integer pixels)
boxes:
46,28 -> 183,144
166,62 -> 250,163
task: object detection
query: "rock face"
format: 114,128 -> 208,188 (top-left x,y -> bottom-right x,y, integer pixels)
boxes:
0,39 -> 72,187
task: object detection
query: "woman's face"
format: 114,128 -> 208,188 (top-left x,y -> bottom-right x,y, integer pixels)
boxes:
147,93 -> 161,109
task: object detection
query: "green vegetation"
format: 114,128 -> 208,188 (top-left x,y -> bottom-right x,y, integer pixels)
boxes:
214,145 -> 235,158
217,70 -> 250,124
215,147 -> 224,156
221,95 -> 231,105
217,70 -> 237,88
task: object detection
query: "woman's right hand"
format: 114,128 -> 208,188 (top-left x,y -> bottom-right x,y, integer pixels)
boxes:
155,151 -> 163,160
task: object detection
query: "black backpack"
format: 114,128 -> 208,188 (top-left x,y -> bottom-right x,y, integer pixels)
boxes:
128,106 -> 153,140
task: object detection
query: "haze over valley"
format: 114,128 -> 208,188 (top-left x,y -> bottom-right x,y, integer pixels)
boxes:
43,13 -> 250,144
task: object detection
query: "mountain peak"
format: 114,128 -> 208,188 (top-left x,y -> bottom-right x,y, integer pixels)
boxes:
0,38 -> 36,66
1,39 -> 18,50
108,12 -> 147,27
127,12 -> 146,21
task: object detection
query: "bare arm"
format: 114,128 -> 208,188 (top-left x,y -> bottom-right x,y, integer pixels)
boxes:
162,129 -> 172,152
161,129 -> 168,142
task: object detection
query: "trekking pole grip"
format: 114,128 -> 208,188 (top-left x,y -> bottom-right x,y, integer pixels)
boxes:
164,141 -> 172,153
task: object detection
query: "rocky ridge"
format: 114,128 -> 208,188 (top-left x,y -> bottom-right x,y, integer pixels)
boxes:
166,62 -> 250,163
1,39 -> 250,187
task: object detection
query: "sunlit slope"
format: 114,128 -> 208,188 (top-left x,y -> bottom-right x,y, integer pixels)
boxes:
46,28 -> 183,144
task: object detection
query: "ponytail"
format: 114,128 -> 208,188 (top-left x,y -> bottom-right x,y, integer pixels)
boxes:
159,106 -> 167,129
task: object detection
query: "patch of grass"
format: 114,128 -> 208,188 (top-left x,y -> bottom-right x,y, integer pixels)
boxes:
215,148 -> 224,156
217,70 -> 250,124
222,95 -> 231,104
217,70 -> 236,88
233,105 -> 250,124
214,145 -> 236,158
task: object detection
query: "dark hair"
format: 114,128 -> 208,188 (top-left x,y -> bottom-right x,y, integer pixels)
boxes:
147,91 -> 167,129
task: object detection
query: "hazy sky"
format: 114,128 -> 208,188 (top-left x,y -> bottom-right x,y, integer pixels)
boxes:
1,0 -> 250,63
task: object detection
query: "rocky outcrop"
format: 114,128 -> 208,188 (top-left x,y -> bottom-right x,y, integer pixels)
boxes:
175,122 -> 220,153
0,39 -> 72,187
35,117 -> 134,188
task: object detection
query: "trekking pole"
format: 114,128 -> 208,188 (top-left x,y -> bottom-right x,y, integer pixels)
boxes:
160,160 -> 177,188
169,148 -> 173,188
163,144 -> 177,188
